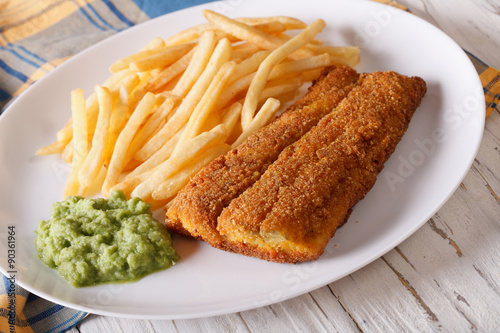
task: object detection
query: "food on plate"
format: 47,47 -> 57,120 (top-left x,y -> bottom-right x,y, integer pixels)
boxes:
35,11 -> 360,211
167,69 -> 427,263
34,191 -> 179,287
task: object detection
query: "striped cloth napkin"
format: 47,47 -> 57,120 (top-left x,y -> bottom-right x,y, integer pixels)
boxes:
0,1 -> 498,332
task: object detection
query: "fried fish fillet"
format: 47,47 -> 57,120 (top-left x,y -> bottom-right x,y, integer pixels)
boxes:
166,66 -> 361,245
218,71 -> 426,263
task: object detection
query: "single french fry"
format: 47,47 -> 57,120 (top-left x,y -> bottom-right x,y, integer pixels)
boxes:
36,140 -> 67,155
102,92 -> 156,196
135,37 -> 232,162
172,31 -> 217,98
131,124 -> 227,199
129,43 -> 194,72
64,89 -> 88,197
232,98 -> 280,148
236,16 -> 307,30
71,89 -> 88,164
142,37 -> 166,51
78,85 -> 113,192
240,18 -> 326,129
152,143 -> 231,201
110,38 -> 166,73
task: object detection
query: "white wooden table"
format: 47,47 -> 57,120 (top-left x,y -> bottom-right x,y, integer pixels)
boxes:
71,0 -> 500,331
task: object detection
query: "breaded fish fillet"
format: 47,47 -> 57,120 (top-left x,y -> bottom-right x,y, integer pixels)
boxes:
218,71 -> 426,263
166,66 -> 360,245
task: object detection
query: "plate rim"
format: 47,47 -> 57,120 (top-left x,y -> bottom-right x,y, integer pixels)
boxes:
0,0 -> 485,319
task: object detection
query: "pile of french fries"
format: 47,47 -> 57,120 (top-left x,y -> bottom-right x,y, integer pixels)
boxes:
36,10 -> 360,209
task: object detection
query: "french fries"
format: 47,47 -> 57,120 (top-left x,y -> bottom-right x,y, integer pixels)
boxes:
239,18 -> 326,129
77,85 -> 113,194
37,10 -> 360,208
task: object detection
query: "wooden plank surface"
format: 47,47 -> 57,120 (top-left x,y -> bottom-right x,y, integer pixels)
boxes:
72,0 -> 500,331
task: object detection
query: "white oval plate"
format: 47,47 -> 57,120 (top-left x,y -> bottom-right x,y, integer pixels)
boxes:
0,0 -> 484,320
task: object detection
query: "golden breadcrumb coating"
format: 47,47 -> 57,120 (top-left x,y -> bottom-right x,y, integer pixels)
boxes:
166,67 -> 426,264
218,71 -> 426,263
166,66 -> 360,246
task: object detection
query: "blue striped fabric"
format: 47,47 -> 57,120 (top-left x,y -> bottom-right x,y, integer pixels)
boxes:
0,58 -> 30,82
0,0 -> 151,111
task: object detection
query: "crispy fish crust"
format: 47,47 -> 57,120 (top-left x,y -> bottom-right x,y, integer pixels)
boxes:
166,66 -> 361,245
218,71 -> 427,263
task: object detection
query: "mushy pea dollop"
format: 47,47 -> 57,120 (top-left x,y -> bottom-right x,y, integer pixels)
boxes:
34,190 -> 179,287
